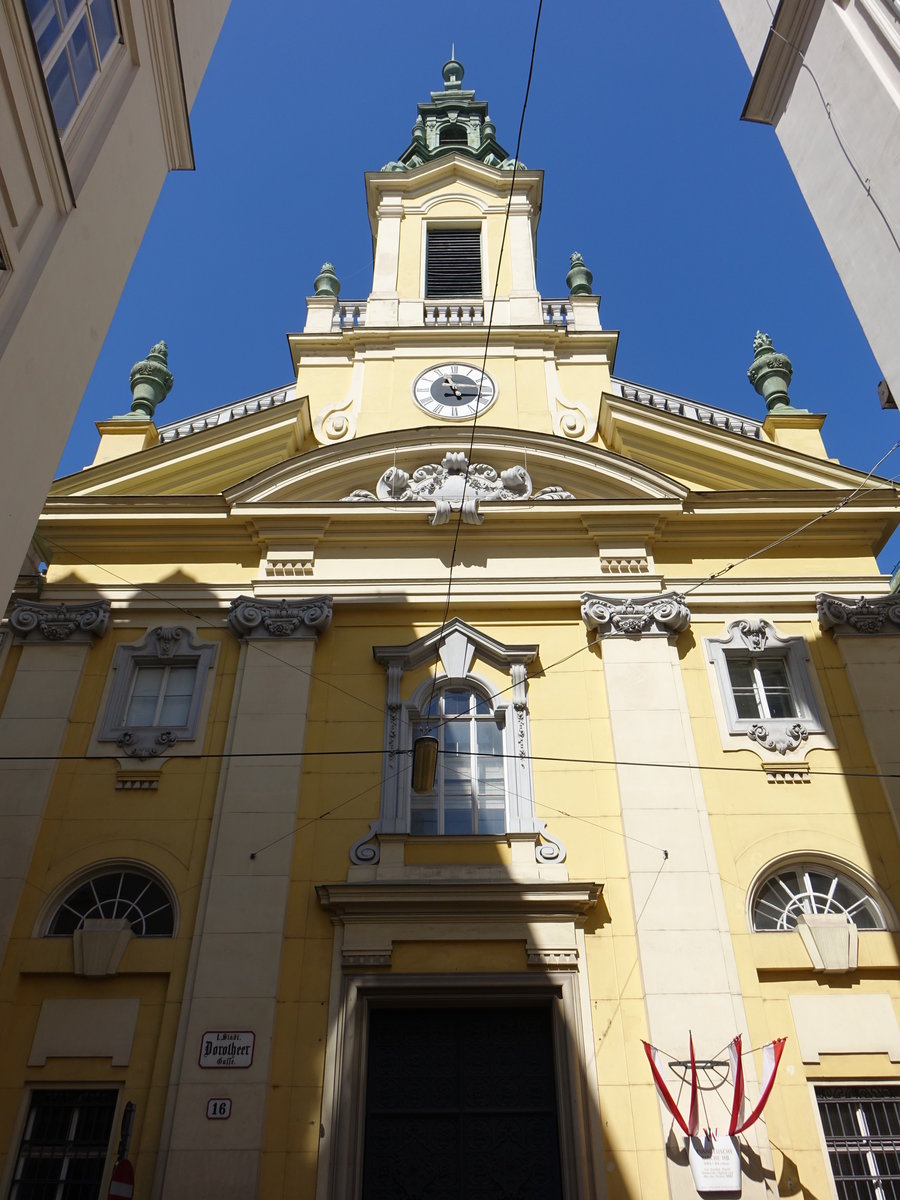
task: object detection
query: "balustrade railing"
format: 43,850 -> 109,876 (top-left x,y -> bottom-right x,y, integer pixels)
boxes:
424,302 -> 484,327
331,302 -> 367,331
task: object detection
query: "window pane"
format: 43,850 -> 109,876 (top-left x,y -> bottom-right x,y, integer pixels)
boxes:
726,657 -> 762,718
443,688 -> 470,716
59,0 -> 85,20
444,793 -> 474,834
159,665 -> 196,725
89,0 -> 117,58
26,0 -> 62,62
126,666 -> 162,725
67,16 -> 98,100
45,50 -> 78,130
410,798 -> 437,835
758,658 -> 796,718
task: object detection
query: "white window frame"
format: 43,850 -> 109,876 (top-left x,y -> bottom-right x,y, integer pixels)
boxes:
749,859 -> 889,932
705,620 -> 828,757
369,619 -> 540,847
43,864 -> 177,937
25,0 -> 123,134
97,626 -> 217,761
407,677 -> 509,836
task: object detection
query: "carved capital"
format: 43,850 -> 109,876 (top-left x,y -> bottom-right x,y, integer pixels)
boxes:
227,596 -> 333,639
9,598 -> 110,643
817,593 -> 900,636
580,591 -> 691,638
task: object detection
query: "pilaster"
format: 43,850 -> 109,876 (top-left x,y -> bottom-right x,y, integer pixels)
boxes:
0,599 -> 110,970
154,596 -> 332,1200
583,591 -> 773,1199
817,592 -> 900,842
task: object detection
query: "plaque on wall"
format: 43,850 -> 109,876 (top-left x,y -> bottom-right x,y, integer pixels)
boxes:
198,1031 -> 255,1069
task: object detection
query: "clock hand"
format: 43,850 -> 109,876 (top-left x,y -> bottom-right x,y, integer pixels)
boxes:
442,376 -> 465,400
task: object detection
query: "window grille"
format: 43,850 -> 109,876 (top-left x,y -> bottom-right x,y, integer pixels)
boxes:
425,228 -> 482,298
816,1086 -> 900,1199
9,1090 -> 116,1200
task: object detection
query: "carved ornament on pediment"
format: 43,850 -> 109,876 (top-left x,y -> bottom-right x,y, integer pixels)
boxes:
228,596 -> 333,639
580,591 -> 691,638
817,593 -> 900,636
341,451 -> 574,526
9,598 -> 110,642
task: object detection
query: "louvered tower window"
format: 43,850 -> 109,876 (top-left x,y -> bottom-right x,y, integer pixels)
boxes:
426,228 -> 482,297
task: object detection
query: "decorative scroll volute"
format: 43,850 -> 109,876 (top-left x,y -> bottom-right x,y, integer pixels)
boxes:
228,596 -> 333,639
580,592 -> 691,638
9,599 -> 110,642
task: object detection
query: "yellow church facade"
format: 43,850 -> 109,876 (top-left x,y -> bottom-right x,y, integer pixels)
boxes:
1,59 -> 900,1200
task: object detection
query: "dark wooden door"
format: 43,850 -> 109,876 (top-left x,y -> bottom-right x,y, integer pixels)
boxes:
362,1005 -> 564,1200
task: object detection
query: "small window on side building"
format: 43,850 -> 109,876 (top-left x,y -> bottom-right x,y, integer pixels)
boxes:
26,0 -> 120,133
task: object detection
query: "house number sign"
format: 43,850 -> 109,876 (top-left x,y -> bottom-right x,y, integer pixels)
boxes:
199,1030 -> 255,1068
206,1098 -> 232,1120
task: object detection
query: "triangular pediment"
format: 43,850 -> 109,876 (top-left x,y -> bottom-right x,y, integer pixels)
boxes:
50,388 -> 312,498
600,389 -> 875,492
224,425 -> 689,506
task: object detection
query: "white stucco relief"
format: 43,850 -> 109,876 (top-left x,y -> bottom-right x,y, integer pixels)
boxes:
342,450 -> 574,525
545,357 -> 597,441
311,357 -> 365,444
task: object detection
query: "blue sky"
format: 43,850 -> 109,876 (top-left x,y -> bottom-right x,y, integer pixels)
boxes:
61,1 -> 900,568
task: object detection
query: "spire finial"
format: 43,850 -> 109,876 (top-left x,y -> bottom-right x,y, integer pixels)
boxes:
747,331 -> 799,412
441,52 -> 463,90
128,340 -> 173,419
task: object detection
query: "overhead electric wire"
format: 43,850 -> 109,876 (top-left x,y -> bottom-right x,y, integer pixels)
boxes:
425,0 -> 543,713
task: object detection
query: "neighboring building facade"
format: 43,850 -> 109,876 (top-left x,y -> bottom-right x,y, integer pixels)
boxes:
2,59 -> 900,1200
0,0 -> 231,611
718,0 -> 900,407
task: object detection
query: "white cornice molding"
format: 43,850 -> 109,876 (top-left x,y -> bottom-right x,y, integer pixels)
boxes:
143,0 -> 194,169
317,877 -> 601,967
742,0 -> 824,124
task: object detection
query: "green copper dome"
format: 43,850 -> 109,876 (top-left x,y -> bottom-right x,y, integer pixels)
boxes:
381,56 -> 512,172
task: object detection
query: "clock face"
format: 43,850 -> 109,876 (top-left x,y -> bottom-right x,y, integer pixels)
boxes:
412,363 -> 497,419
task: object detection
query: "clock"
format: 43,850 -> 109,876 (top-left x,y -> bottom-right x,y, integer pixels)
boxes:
412,363 -> 497,419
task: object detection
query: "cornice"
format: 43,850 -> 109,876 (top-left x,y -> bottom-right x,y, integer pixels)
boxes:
742,0 -> 822,124
317,878 -> 601,921
287,324 -> 619,366
600,392 -> 892,492
50,396 -> 312,499
364,155 -> 544,233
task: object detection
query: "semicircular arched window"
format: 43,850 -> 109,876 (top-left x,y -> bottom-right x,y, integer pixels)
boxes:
46,869 -> 175,937
438,123 -> 468,146
751,863 -> 887,932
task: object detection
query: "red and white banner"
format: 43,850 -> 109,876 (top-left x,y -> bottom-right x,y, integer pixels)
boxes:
728,1035 -> 786,1134
643,1033 -> 786,1140
642,1037 -> 698,1137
